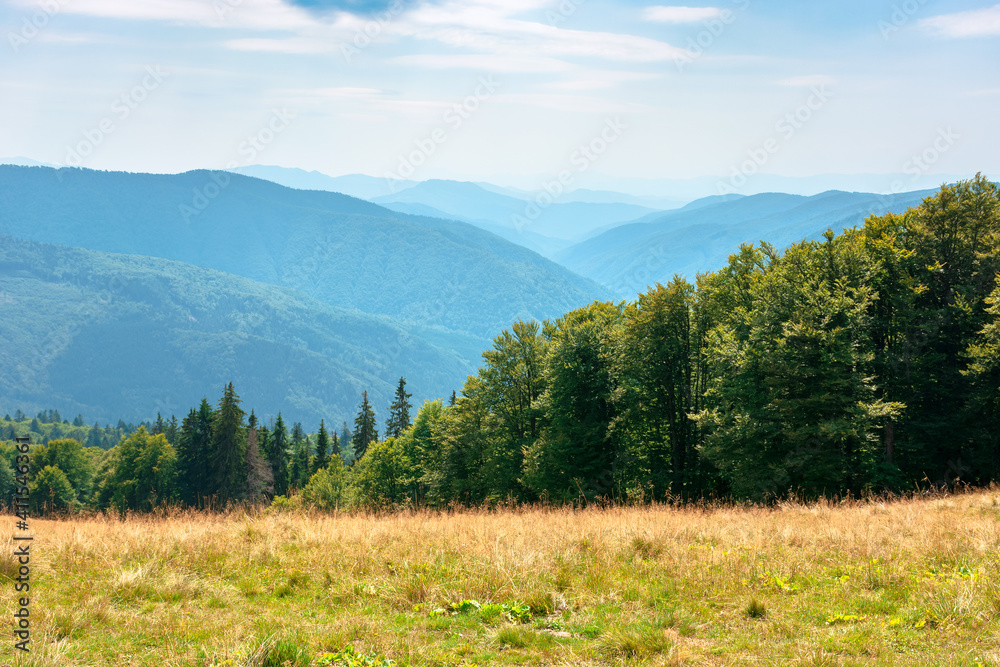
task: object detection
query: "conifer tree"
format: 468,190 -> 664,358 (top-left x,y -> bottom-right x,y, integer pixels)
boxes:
352,391 -> 378,460
246,414 -> 274,502
210,382 -> 247,504
340,421 -> 353,463
165,415 -> 179,446
266,413 -> 290,497
385,377 -> 413,440
153,412 -> 166,435
177,398 -> 215,506
288,423 -> 310,490
313,420 -> 330,474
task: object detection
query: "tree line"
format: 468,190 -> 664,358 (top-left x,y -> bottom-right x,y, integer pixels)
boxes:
6,176 -> 1000,512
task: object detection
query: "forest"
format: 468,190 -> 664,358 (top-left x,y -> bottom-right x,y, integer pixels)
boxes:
6,175 -> 999,513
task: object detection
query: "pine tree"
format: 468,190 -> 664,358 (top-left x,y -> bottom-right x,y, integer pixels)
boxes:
177,399 -> 215,506
246,417 -> 274,502
153,412 -> 166,435
313,420 -> 330,474
385,377 -> 413,440
331,430 -> 341,464
266,413 -> 290,497
352,391 -> 378,460
449,390 -> 457,407
288,422 -> 309,490
165,415 -> 179,446
340,421 -> 353,463
210,382 -> 247,504
86,422 -> 103,449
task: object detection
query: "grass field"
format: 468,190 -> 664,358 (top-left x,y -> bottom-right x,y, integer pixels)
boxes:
2,490 -> 1000,666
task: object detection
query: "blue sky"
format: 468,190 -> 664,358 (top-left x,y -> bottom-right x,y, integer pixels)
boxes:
1,0 -> 997,189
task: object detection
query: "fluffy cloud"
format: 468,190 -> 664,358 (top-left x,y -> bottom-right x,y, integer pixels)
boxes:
641,5 -> 723,23
920,4 -> 1000,38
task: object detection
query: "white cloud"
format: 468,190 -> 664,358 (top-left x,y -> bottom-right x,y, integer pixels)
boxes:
392,0 -> 687,62
26,0 -> 686,65
920,4 -> 1000,38
274,87 -> 451,119
548,70 -> 661,92
641,5 -> 723,23
390,54 -> 574,73
776,75 -> 835,88
22,0 -> 322,32
494,93 -> 649,114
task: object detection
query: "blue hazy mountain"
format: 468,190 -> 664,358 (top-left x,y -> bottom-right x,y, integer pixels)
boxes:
374,200 -> 575,257
227,165 -> 417,200
557,189 -> 937,298
0,166 -> 608,339
371,179 -> 662,244
0,236 -> 473,426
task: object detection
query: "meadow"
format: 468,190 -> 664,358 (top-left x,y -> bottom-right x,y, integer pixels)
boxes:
2,490 -> 999,666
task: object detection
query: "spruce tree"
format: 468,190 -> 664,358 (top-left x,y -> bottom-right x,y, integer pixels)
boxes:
266,413 -> 290,497
246,415 -> 274,502
313,420 -> 330,474
153,412 -> 166,435
177,399 -> 216,506
352,391 -> 378,460
210,382 -> 248,505
340,421 -> 353,463
288,422 -> 309,490
385,377 -> 413,440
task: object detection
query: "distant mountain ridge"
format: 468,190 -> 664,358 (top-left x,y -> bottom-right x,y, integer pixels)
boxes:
227,165 -> 417,200
370,179 -> 664,258
0,165 -> 608,339
557,188 -> 938,298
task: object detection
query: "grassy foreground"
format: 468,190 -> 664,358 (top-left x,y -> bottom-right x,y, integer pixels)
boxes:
2,491 -> 1000,666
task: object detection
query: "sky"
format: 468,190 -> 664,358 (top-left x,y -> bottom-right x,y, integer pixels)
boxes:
1,0 -> 998,192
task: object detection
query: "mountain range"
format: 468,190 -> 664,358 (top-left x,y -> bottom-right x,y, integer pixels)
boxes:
0,165 -> 607,425
555,188 -> 937,298
0,161 -> 957,426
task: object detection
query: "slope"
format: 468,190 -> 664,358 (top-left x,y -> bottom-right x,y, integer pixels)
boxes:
0,236 -> 473,426
371,179 -> 661,242
0,166 -> 608,339
558,189 -> 936,298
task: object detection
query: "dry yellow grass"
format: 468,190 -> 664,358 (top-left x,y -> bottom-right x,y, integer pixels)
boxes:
2,489 -> 1000,666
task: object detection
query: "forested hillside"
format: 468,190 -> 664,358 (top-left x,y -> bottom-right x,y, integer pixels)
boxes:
559,188 -> 937,298
8,176 -> 998,513
0,237 -> 472,425
0,166 -> 608,338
